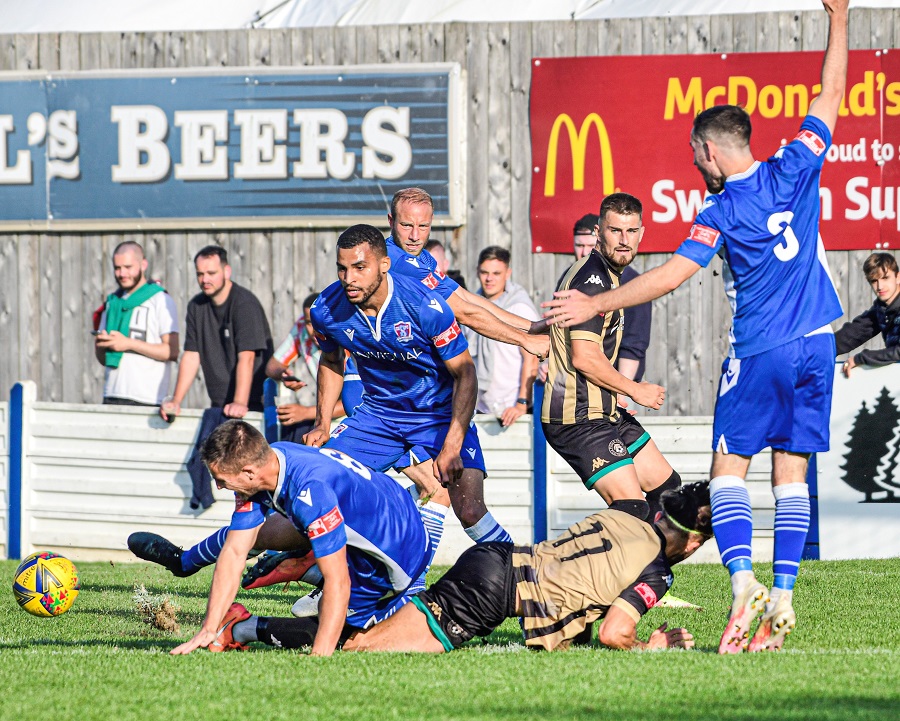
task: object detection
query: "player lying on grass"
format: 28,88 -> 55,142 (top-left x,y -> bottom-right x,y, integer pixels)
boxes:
167,420 -> 433,657
206,482 -> 713,653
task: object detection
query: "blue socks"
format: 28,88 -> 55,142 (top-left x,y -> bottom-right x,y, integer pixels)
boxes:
464,511 -> 512,544
772,483 -> 810,592
181,526 -> 229,574
408,501 -> 448,595
710,476 -> 754,576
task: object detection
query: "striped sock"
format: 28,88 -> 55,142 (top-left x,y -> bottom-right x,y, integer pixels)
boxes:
181,526 -> 229,573
772,483 -> 810,592
710,475 -> 754,577
408,501 -> 448,595
464,511 -> 512,544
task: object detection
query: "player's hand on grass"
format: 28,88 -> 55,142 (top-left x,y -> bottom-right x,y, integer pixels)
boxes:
170,628 -> 216,655
645,622 -> 694,650
433,447 -> 463,487
224,402 -> 249,418
303,427 -> 330,447
542,289 -> 603,327
630,382 -> 666,410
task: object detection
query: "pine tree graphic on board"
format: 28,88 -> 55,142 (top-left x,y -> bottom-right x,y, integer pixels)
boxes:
840,388 -> 900,502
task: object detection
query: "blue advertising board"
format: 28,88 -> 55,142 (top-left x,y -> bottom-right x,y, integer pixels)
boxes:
0,64 -> 465,230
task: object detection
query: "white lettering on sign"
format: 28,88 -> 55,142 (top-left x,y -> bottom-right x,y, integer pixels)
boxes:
362,106 -> 412,180
174,110 -> 228,180
0,115 -> 32,184
234,109 -> 288,180
293,108 -> 355,180
111,105 -> 171,183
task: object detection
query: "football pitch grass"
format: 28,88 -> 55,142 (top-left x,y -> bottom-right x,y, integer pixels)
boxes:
2,558 -> 898,721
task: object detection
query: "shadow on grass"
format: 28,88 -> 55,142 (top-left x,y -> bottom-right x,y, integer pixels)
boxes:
0,637 -> 180,652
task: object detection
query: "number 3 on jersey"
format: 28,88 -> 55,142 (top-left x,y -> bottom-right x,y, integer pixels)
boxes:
318,447 -> 372,480
768,211 -> 799,262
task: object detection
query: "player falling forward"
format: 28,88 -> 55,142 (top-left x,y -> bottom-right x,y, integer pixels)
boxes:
207,482 -> 712,654
543,0 -> 849,653
169,421 -> 432,657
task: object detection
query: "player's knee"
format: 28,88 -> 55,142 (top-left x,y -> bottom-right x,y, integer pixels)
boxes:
609,499 -> 650,521
651,470 -> 682,495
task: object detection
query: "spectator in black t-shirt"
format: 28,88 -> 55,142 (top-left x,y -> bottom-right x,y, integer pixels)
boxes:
160,245 -> 273,509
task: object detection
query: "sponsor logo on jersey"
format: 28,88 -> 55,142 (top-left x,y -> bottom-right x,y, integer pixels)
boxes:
608,439 -> 627,457
343,328 -> 355,342
465,447 -> 477,459
405,256 -> 420,267
427,600 -> 444,620
307,506 -> 344,539
423,273 -> 440,290
794,129 -> 826,156
700,198 -> 716,211
355,348 -> 423,362
428,298 -> 443,313
688,223 -> 720,247
299,489 -> 312,507
591,457 -> 608,471
635,582 -> 658,608
432,320 -> 461,348
330,423 -> 348,438
584,275 -> 605,286
234,497 -> 253,513
719,357 -> 741,397
394,321 -> 413,343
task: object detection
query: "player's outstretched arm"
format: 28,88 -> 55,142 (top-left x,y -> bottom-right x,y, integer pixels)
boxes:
447,292 -> 549,359
598,606 -> 694,651
542,255 -> 699,328
454,286 -> 532,330
304,348 -> 345,446
170,525 -> 259,655
311,547 -> 352,657
570,339 -> 666,411
807,0 -> 850,134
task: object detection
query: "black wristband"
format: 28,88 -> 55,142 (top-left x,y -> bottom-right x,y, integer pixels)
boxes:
516,397 -> 528,405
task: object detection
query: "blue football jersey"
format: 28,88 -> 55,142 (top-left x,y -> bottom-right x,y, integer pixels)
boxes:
675,115 -> 842,358
229,443 -> 429,608
386,236 -> 459,300
310,272 -> 468,420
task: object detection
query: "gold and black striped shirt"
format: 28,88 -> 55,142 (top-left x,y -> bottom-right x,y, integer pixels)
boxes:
542,250 -> 624,424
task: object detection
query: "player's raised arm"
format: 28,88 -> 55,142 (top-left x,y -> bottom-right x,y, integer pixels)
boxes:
807,0 -> 850,134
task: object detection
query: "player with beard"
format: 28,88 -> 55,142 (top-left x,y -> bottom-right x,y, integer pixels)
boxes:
542,193 -> 681,524
305,224 -> 510,550
542,0 -> 848,654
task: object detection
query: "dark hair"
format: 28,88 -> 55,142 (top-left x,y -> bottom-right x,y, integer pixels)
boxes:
863,252 -> 899,283
113,240 -> 145,258
477,245 -> 510,267
302,292 -> 320,310
573,214 -> 599,235
599,192 -> 642,221
425,239 -> 444,252
337,224 -> 388,259
692,105 -> 752,147
194,245 -> 228,266
390,187 -> 434,218
661,481 -> 712,537
200,420 -> 269,475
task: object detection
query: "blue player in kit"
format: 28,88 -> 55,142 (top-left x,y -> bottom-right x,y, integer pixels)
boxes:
304,223 -> 511,549
543,0 -> 849,655
170,420 -> 431,657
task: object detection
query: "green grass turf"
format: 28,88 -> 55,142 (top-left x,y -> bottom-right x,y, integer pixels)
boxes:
1,557 -> 898,721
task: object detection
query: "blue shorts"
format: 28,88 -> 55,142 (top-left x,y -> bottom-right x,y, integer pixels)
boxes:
324,404 -> 487,475
712,333 -> 836,456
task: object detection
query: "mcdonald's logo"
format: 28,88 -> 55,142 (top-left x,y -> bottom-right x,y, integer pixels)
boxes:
544,113 -> 616,198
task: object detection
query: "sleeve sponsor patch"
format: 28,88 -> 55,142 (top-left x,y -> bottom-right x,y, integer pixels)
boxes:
307,506 -> 344,539
687,223 -> 721,248
234,496 -> 253,513
422,273 -> 440,290
432,320 -> 461,348
794,129 -> 827,156
634,582 -> 658,609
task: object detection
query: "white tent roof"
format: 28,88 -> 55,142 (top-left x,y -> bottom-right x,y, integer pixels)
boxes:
4,0 -> 898,34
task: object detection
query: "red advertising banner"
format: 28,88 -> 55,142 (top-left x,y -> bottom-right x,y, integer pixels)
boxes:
530,50 -> 900,253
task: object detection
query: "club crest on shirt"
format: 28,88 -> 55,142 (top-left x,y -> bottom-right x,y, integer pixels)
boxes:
608,439 -> 627,457
394,321 -> 413,343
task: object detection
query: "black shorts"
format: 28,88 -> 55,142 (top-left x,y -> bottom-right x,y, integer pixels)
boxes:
543,414 -> 651,491
412,542 -> 517,650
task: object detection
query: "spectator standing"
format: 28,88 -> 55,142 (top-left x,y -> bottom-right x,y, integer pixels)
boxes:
836,252 -> 900,377
161,245 -> 273,509
425,239 -> 467,290
94,241 -> 179,406
468,246 -> 540,426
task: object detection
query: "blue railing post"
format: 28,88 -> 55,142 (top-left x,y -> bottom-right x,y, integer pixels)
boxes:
531,382 -> 548,543
8,383 -> 24,560
263,378 -> 279,443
